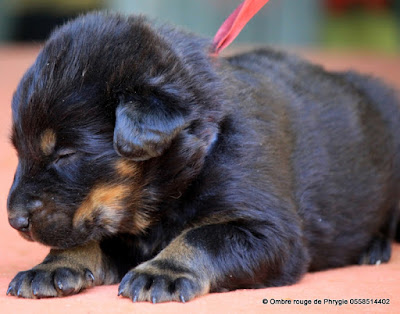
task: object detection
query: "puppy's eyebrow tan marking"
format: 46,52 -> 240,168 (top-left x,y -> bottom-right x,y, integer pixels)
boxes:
40,129 -> 57,156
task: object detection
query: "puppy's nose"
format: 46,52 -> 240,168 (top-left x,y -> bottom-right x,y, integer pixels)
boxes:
9,216 -> 29,231
7,198 -> 42,232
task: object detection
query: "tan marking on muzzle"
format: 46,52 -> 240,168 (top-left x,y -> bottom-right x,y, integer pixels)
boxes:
73,184 -> 129,227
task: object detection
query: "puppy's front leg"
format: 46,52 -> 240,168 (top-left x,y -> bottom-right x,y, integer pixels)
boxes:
118,221 -> 307,303
7,242 -> 118,298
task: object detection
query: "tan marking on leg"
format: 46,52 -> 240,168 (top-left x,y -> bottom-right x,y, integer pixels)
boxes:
40,129 -> 56,155
73,185 -> 129,227
153,232 -> 212,295
115,159 -> 140,177
40,241 -> 118,285
157,234 -> 196,261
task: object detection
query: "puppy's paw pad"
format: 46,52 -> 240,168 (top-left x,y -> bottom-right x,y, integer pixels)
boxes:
7,267 -> 94,299
118,260 -> 206,303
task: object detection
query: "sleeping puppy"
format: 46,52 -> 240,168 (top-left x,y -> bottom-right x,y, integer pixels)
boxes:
6,12 -> 400,302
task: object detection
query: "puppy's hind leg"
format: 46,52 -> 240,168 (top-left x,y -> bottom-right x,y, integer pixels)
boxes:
396,202 -> 400,243
358,235 -> 391,265
359,203 -> 400,265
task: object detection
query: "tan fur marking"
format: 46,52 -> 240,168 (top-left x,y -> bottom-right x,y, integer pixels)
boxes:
37,241 -> 118,285
115,159 -> 139,177
157,235 -> 196,261
153,232 -> 212,295
40,129 -> 56,155
73,185 -> 129,227
133,210 -> 151,233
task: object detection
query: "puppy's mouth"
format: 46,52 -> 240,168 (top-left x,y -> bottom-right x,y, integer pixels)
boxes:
18,227 -> 34,242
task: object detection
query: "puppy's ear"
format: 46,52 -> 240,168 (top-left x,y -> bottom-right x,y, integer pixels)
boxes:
113,97 -> 186,161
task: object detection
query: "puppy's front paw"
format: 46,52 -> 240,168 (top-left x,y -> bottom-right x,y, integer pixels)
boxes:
7,266 -> 95,299
118,259 -> 209,303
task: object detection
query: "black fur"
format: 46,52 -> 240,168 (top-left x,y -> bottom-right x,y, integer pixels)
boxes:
6,12 -> 400,302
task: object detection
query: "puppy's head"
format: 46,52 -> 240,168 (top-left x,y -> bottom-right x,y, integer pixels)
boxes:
7,12 -> 222,249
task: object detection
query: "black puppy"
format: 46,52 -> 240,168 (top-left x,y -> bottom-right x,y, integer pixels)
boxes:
6,12 -> 400,302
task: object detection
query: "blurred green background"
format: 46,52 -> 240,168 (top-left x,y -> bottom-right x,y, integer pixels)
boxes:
0,0 -> 399,53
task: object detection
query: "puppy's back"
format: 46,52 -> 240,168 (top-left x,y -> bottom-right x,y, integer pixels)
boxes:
226,48 -> 400,270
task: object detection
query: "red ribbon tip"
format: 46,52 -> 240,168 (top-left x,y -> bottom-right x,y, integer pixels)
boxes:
212,0 -> 270,55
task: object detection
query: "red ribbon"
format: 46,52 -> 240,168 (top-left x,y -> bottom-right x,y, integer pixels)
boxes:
212,0 -> 271,54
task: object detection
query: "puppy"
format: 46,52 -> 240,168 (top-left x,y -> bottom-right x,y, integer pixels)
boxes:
6,12 -> 400,302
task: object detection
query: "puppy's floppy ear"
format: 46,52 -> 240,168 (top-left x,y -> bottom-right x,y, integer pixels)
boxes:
113,96 -> 187,161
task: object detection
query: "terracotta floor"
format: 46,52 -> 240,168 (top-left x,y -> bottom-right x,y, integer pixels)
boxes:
0,46 -> 399,313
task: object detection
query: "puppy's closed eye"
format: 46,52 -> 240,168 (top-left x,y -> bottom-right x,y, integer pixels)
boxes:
53,149 -> 77,165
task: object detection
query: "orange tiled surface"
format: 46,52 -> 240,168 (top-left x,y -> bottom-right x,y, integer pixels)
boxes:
0,46 -> 399,313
